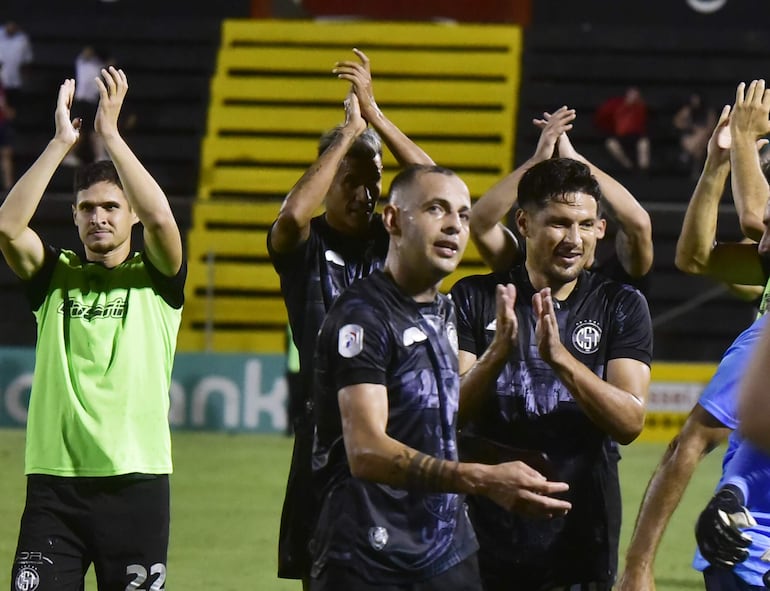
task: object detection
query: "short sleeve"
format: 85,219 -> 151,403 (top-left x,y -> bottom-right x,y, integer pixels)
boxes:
23,244 -> 60,311
321,297 -> 391,392
449,277 -> 480,356
698,316 -> 767,430
267,220 -> 312,276
607,286 -> 653,366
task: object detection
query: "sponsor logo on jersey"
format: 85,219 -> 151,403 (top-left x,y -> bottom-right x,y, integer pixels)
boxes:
368,526 -> 389,551
324,250 -> 345,266
338,324 -> 364,358
402,326 -> 428,347
572,320 -> 602,354
58,298 -> 127,321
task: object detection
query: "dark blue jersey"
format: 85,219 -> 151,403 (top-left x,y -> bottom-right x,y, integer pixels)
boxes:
268,214 -> 389,407
450,264 -> 652,589
311,270 -> 478,583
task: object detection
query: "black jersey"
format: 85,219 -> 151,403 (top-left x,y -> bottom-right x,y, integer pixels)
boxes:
311,270 -> 478,584
450,264 -> 652,589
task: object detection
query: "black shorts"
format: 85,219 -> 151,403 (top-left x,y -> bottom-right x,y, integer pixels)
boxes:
278,413 -> 316,579
11,474 -> 169,591
310,554 -> 482,591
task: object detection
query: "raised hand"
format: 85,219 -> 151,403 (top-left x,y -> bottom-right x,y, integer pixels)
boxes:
334,48 -> 380,123
491,283 -> 518,352
342,91 -> 367,137
730,79 -> 770,140
54,79 -> 80,148
532,106 -> 576,161
707,104 -> 732,163
533,288 -> 566,365
94,66 -> 128,140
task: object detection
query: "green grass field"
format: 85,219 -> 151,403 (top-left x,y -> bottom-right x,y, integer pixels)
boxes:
0,429 -> 723,590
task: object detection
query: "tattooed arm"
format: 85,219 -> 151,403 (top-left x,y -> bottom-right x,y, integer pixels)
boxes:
339,383 -> 572,516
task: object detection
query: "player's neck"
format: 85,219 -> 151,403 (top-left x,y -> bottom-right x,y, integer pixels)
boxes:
383,261 -> 440,303
525,263 -> 577,301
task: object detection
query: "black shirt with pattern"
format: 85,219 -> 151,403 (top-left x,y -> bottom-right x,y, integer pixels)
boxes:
311,270 -> 478,584
450,264 -> 652,589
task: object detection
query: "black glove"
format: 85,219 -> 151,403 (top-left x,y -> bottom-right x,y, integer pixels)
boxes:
695,484 -> 756,568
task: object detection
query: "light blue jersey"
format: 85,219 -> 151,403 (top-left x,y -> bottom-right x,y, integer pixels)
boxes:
693,314 -> 770,586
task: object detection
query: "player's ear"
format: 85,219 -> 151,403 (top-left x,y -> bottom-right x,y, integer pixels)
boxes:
596,218 -> 607,239
382,203 -> 401,236
515,208 -> 528,237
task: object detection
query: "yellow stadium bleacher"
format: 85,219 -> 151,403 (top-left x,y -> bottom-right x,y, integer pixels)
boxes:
180,19 -> 523,352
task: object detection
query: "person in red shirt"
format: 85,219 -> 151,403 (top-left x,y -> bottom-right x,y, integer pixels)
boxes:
595,87 -> 650,172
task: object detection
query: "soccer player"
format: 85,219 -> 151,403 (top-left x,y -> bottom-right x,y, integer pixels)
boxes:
268,49 -> 435,584
0,68 -> 184,590
310,164 -> 572,590
451,157 -> 653,591
617,80 -> 770,591
469,105 -> 653,290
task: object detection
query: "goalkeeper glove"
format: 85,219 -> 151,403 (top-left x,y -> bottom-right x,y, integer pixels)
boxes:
695,484 -> 756,568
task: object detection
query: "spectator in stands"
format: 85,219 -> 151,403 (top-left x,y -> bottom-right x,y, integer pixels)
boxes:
673,91 -> 717,179
594,86 -> 650,173
64,45 -> 107,166
0,20 -> 33,111
0,74 -> 12,190
617,79 -> 770,591
268,48 -> 435,587
470,105 -> 653,290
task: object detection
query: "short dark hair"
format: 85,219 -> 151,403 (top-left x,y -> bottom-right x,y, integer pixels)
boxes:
518,158 -> 602,213
387,164 -> 458,205
317,125 -> 382,161
73,160 -> 122,197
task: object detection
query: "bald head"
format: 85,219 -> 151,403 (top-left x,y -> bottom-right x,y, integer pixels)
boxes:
387,165 -> 462,208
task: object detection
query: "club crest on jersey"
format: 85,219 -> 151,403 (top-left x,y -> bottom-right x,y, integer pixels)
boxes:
572,320 -> 602,354
324,250 -> 345,266
368,526 -> 389,551
403,326 -> 428,347
338,324 -> 364,358
15,567 -> 40,591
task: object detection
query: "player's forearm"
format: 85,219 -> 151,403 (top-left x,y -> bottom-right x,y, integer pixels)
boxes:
271,129 -> 359,252
730,135 -> 769,242
550,353 -> 645,444
458,343 -> 508,427
674,158 -> 729,274
470,160 -> 534,235
625,434 -> 704,568
348,436 -> 486,495
0,138 -> 71,240
366,110 -> 434,166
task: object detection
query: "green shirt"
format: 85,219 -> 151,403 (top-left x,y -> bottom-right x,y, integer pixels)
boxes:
24,248 -> 185,476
